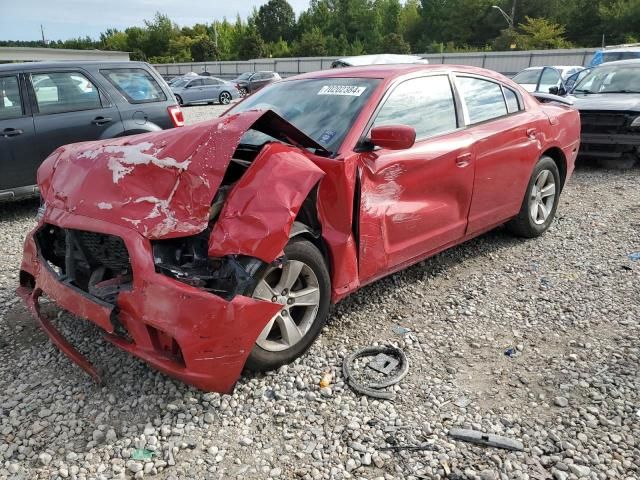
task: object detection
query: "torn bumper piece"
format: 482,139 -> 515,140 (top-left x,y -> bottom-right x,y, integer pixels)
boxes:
18,209 -> 282,393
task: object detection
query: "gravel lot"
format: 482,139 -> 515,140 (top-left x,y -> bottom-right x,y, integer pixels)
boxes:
0,104 -> 638,480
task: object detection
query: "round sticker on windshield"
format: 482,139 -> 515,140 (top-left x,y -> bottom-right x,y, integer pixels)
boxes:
318,85 -> 366,96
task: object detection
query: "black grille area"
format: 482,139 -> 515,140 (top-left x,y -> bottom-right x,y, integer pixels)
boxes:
36,225 -> 132,304
579,111 -> 631,135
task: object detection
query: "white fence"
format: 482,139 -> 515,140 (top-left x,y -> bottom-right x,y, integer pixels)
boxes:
152,48 -> 599,79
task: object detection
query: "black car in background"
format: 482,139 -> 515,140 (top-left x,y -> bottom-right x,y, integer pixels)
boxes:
0,61 -> 184,200
232,71 -> 281,96
569,59 -> 640,168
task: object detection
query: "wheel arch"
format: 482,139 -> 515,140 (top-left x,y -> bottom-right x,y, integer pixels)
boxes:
541,147 -> 567,191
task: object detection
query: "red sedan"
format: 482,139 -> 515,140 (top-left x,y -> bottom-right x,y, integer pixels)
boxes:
17,65 -> 580,392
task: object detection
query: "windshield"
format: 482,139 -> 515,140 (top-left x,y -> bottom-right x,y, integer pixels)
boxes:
227,78 -> 381,153
513,69 -> 541,84
574,65 -> 640,93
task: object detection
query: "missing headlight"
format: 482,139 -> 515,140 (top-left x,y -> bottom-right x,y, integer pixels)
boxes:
152,232 -> 265,300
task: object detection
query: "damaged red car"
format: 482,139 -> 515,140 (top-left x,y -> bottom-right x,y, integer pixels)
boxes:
18,65 -> 580,392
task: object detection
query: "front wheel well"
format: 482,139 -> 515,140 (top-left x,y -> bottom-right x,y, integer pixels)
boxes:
542,147 -> 567,191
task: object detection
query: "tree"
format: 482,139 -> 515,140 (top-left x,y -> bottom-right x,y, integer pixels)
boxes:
144,13 -> 177,58
514,16 -> 572,49
256,0 -> 296,43
238,28 -> 265,60
295,27 -> 328,56
381,33 -> 411,53
191,36 -> 219,61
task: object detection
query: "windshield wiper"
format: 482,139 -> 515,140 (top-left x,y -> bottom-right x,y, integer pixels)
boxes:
573,89 -> 595,94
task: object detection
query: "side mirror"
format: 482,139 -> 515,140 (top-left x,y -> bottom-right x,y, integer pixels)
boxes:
370,125 -> 416,150
548,86 -> 559,95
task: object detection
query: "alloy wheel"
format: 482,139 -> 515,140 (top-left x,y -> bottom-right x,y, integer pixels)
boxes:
220,92 -> 231,104
252,260 -> 321,352
529,169 -> 556,225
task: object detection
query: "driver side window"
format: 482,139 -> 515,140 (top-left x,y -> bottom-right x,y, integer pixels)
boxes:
372,75 -> 458,140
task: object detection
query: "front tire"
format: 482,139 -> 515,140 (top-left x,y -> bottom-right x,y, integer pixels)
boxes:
245,239 -> 331,372
175,94 -> 184,106
507,155 -> 561,238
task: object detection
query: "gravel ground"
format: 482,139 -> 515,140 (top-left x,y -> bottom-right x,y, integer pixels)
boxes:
0,104 -> 638,480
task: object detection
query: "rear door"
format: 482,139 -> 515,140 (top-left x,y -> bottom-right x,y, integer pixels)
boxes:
99,67 -> 173,129
29,69 -> 123,163
454,75 -> 543,234
0,73 -> 38,191
358,74 -> 476,282
202,77 -> 222,101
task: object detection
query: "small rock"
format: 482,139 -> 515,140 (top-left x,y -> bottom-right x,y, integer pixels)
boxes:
38,452 -> 52,466
554,396 -> 569,407
569,464 -> 591,478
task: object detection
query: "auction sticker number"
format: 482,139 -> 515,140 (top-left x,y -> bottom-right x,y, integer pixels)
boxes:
318,85 -> 366,96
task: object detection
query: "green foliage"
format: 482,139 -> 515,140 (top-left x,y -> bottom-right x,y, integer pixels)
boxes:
381,33 -> 411,54
514,16 -> 572,50
256,0 -> 296,42
3,0 -> 640,62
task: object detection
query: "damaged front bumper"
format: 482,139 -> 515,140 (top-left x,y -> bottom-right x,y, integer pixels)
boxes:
17,207 -> 281,393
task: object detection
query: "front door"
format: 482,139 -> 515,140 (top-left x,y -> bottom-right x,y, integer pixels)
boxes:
358,75 -> 476,283
29,70 -> 123,165
0,73 -> 38,191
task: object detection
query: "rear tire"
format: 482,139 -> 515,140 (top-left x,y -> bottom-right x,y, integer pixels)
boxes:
507,155 -> 561,238
245,239 -> 331,372
219,91 -> 231,105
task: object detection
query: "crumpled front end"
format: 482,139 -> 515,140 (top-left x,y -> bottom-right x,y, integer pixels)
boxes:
18,110 -> 327,392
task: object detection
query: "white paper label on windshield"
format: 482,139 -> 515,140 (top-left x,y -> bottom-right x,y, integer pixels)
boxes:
318,85 -> 366,96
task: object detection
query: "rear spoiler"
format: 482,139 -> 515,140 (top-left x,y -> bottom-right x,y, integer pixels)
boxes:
532,92 -> 574,106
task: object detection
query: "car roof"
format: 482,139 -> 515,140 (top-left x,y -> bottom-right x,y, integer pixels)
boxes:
0,61 -> 149,73
290,64 -> 508,82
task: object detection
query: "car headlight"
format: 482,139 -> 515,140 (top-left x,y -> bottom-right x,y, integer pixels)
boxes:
631,115 -> 640,128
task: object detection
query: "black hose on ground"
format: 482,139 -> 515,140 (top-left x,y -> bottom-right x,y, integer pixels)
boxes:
342,345 -> 409,401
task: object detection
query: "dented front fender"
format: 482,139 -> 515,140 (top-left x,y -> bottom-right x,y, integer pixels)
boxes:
208,143 -> 325,262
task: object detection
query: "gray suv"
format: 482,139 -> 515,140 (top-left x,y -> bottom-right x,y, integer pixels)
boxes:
0,61 -> 184,201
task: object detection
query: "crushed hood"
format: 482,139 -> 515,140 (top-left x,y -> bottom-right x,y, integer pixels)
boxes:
38,110 -> 324,239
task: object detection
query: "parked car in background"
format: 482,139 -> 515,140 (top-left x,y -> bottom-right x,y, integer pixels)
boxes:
589,46 -> 640,67
569,59 -> 640,168
233,71 -> 281,96
331,54 -> 429,68
564,67 -> 592,92
0,61 -> 183,201
171,76 -> 240,106
18,64 -> 580,392
512,66 -> 584,93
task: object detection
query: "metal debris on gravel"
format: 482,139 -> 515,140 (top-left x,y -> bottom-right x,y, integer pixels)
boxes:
0,103 -> 638,479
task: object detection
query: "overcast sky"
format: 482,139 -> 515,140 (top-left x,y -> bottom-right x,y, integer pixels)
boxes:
0,0 -> 312,41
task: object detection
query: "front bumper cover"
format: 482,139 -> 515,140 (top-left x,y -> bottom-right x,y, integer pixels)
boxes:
18,207 -> 281,393
579,133 -> 640,158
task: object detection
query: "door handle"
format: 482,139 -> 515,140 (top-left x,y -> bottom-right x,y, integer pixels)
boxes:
2,128 -> 24,138
92,116 -> 112,126
456,152 -> 472,168
526,128 -> 537,139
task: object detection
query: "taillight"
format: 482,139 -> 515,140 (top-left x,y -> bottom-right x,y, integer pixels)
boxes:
167,105 -> 184,128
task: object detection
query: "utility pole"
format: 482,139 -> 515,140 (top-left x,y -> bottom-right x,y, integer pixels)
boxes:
213,22 -> 218,49
41,24 -> 46,46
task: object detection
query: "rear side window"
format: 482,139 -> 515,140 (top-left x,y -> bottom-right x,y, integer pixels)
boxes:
457,76 -> 508,124
373,75 -> 458,140
32,71 -> 102,114
0,75 -> 23,119
101,68 -> 167,104
203,78 -> 221,86
503,87 -> 521,113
